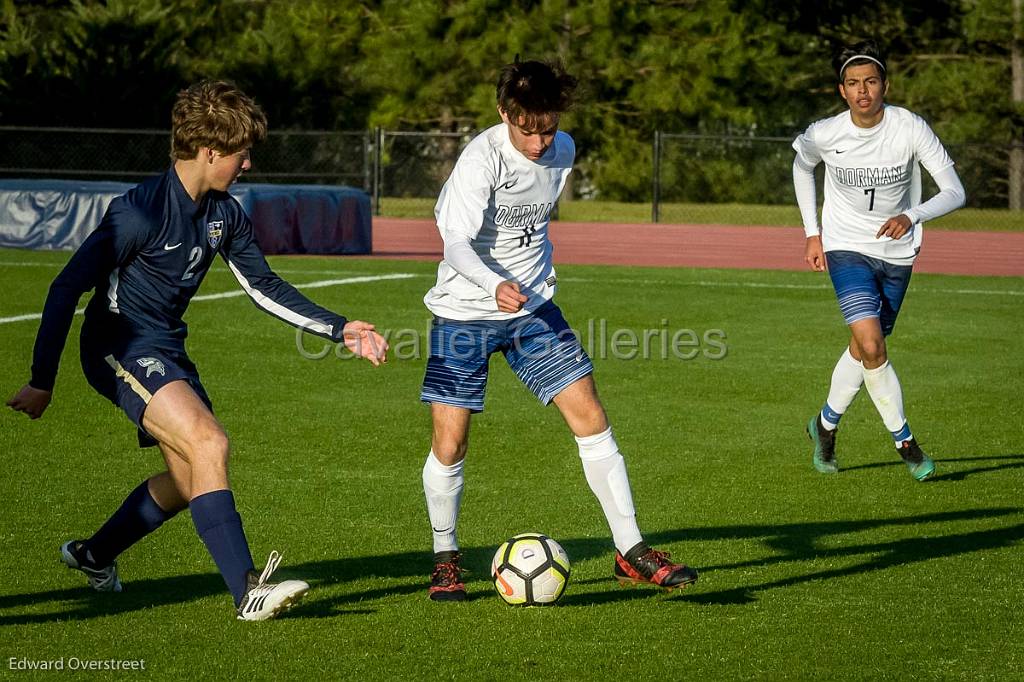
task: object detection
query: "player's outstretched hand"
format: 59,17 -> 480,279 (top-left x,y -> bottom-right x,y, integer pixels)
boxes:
804,235 -> 826,272
876,213 -> 912,240
495,281 -> 528,313
7,384 -> 52,420
342,320 -> 389,366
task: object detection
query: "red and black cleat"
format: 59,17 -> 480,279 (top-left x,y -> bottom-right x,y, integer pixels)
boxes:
428,551 -> 467,602
614,542 -> 698,590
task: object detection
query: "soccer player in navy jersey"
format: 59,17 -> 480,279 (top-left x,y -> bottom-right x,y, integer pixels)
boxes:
792,41 -> 965,480
6,80 -> 388,621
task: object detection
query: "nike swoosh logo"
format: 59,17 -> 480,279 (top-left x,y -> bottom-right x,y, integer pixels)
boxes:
494,570 -> 515,596
499,178 -> 519,190
163,242 -> 182,250
834,150 -> 846,154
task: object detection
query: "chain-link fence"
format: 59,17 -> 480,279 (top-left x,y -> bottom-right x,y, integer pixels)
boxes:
373,129 -> 473,212
0,126 -> 372,189
1,126 -> 1020,229
654,132 -> 1024,228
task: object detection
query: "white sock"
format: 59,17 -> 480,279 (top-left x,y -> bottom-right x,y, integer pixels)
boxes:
576,427 -> 643,555
422,451 -> 464,554
862,361 -> 912,444
821,347 -> 864,431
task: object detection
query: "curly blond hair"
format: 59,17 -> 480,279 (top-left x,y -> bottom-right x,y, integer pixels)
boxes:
171,80 -> 267,160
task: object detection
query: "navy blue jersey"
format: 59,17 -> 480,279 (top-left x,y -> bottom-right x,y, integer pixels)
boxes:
30,168 -> 348,390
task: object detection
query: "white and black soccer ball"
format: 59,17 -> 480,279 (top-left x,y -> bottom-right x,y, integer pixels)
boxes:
490,533 -> 570,606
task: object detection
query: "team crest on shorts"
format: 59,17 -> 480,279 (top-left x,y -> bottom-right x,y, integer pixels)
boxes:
207,220 -> 224,249
136,357 -> 166,378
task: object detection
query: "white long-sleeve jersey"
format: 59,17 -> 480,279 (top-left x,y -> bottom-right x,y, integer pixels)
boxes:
792,105 -> 965,265
424,123 -> 574,321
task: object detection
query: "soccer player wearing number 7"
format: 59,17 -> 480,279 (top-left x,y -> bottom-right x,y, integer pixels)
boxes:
6,81 -> 389,620
419,58 -> 698,601
792,41 -> 966,480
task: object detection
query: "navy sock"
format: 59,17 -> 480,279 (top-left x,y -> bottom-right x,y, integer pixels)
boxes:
892,422 -> 913,446
820,403 -> 843,430
190,490 -> 255,606
83,480 -> 175,568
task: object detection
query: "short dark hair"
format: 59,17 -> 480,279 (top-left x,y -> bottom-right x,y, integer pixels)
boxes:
496,58 -> 577,130
171,80 -> 268,160
833,40 -> 888,83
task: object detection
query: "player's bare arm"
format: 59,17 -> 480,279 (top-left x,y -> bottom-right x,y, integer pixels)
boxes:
875,213 -> 913,240
6,384 -> 52,419
495,280 -> 528,313
804,235 -> 826,272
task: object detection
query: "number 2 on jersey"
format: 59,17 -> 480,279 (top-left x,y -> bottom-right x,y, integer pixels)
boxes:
864,187 -> 876,211
181,246 -> 203,281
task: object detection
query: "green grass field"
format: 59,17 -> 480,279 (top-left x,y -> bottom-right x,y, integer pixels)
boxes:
1,247 -> 1022,679
378,197 -> 1024,231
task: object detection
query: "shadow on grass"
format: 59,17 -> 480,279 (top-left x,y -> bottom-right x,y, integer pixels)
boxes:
673,513 -> 1024,606
841,453 -> 1024,482
1,507 -> 1020,622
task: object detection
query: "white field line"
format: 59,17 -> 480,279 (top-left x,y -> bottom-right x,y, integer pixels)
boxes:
0,273 -> 418,325
0,261 -> 414,278
3,258 -> 1021,296
0,261 -> 69,267
560,277 -> 1024,296
2,269 -> 1020,326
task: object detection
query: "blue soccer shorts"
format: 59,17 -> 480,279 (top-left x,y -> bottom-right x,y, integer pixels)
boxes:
421,301 -> 594,412
826,250 -> 914,337
80,340 -> 213,448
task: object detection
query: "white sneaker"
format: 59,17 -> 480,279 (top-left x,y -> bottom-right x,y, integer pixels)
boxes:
236,551 -> 309,621
60,540 -> 123,593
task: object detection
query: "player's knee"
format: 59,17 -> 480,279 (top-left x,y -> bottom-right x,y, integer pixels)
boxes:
183,424 -> 230,470
559,391 -> 608,436
432,434 -> 468,463
858,338 -> 887,365
170,475 -> 192,503
575,403 -> 608,435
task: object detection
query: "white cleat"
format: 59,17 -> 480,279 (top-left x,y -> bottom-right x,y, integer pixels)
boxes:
236,551 -> 309,622
60,540 -> 123,593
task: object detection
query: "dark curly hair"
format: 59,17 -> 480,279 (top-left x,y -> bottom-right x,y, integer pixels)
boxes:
496,58 -> 577,130
833,40 -> 888,83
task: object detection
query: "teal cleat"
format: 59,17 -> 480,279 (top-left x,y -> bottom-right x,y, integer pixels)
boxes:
898,439 -> 936,481
807,414 -> 839,474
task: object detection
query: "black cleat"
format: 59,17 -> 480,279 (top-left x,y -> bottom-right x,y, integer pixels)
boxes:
428,551 -> 467,602
614,542 -> 698,590
897,438 -> 936,481
60,540 -> 122,592
807,414 -> 839,474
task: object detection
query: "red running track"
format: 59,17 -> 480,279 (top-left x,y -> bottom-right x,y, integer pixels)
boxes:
367,218 -> 1024,277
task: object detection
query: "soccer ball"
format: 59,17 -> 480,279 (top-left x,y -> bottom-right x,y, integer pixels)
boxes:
490,533 -> 570,606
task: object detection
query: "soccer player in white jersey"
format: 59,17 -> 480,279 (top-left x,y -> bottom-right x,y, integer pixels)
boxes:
419,58 -> 698,601
792,40 -> 966,480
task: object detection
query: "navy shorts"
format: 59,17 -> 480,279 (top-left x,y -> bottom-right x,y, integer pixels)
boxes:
826,250 -> 913,337
80,338 -> 212,448
421,301 -> 594,412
